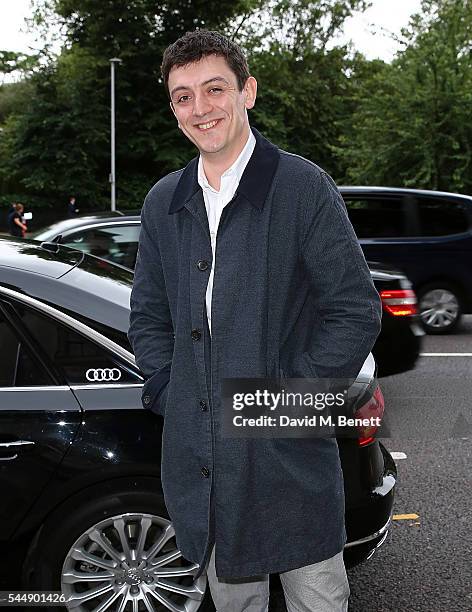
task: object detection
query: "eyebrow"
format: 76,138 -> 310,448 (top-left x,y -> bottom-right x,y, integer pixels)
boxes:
170,76 -> 230,98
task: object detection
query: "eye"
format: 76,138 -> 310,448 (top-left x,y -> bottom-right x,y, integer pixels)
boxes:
209,87 -> 223,94
177,95 -> 191,104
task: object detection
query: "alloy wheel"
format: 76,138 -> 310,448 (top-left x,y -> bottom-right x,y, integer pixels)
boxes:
419,288 -> 459,330
61,512 -> 206,612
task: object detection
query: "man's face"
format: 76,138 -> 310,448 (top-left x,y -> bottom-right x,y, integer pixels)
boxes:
168,54 -> 257,159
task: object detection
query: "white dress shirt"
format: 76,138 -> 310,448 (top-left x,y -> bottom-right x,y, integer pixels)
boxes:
198,130 -> 256,334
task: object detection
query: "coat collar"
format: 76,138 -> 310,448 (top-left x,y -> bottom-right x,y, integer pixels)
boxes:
168,127 -> 280,214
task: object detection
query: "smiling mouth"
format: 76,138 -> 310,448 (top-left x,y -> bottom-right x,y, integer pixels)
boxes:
195,119 -> 221,131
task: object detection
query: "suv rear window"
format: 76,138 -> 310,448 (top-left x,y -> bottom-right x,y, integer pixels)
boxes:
344,197 -> 416,238
417,198 -> 469,236
344,194 -> 470,239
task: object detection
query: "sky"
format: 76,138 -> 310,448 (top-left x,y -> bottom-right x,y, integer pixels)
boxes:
337,0 -> 423,59
0,0 -> 423,61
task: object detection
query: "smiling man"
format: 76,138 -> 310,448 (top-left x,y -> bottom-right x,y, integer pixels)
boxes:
128,30 -> 382,612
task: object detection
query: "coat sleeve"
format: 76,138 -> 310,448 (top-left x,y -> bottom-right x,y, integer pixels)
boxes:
288,170 -> 382,381
128,194 -> 174,416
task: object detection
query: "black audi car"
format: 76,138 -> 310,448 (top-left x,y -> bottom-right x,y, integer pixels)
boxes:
33,215 -> 422,377
0,237 -> 396,610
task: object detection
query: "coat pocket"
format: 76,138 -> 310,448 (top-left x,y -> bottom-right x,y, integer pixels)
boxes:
141,368 -> 170,417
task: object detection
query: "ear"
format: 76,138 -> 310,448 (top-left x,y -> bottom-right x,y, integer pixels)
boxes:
244,76 -> 257,110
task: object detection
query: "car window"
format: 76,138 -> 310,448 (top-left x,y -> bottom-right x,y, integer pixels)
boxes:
62,224 -> 140,269
416,197 -> 469,236
12,304 -> 142,385
56,308 -> 133,353
344,196 -> 419,238
0,307 -> 53,387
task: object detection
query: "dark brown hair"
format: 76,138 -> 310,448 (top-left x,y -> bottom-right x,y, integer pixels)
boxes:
161,30 -> 250,97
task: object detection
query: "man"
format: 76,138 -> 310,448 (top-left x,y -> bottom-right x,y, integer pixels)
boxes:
128,30 -> 381,611
8,203 -> 27,237
67,196 -> 79,217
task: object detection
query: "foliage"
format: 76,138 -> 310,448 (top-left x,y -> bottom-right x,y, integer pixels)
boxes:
337,0 -> 472,192
1,0 -> 470,213
0,50 -> 40,78
0,0 -> 364,209
251,45 -> 354,177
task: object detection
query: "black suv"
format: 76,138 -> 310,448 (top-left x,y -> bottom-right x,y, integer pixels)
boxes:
341,186 -> 472,334
0,237 -> 396,610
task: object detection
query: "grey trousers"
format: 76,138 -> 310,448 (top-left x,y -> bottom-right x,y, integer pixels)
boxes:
206,545 -> 350,612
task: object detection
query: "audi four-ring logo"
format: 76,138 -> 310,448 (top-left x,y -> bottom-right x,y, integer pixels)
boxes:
85,368 -> 122,382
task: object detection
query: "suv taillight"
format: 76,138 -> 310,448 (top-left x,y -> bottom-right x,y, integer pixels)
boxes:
355,385 -> 385,446
380,289 -> 417,316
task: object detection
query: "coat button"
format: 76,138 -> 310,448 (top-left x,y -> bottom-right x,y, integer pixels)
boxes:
200,400 -> 208,411
201,467 -> 210,478
197,260 -> 209,271
191,329 -> 202,341
143,395 -> 151,405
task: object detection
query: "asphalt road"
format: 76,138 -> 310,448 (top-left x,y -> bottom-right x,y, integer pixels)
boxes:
268,316 -> 472,612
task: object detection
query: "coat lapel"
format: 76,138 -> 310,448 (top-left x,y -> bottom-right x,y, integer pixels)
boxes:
168,128 -> 280,217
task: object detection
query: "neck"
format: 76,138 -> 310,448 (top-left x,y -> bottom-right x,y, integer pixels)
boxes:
201,125 -> 250,191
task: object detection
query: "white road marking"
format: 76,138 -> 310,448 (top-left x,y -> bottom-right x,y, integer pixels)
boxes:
391,452 -> 407,460
420,353 -> 472,357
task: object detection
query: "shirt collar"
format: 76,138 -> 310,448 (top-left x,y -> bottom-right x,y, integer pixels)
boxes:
169,127 -> 280,214
197,130 -> 256,194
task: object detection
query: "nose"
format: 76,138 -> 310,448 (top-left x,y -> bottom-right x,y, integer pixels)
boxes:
192,91 -> 212,118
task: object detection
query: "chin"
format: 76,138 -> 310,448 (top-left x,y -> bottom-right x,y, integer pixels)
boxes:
198,141 -> 226,154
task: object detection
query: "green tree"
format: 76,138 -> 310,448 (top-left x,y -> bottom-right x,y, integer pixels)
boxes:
0,49 -> 109,207
0,0 -> 266,209
337,0 -> 472,192
0,50 -> 39,79
241,0 -> 370,177
251,45 -> 355,177
0,0 -> 371,210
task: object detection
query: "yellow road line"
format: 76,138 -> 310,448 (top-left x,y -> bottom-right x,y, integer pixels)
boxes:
393,513 -> 419,520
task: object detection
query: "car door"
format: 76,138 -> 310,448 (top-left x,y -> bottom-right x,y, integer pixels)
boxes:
0,300 -> 82,540
10,294 -> 148,471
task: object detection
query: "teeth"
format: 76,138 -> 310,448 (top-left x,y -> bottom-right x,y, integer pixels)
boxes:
198,120 -> 218,130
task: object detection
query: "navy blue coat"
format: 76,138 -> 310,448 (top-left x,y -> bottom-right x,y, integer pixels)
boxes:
128,128 -> 382,578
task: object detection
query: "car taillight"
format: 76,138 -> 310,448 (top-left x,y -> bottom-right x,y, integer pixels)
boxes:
380,289 -> 417,316
355,385 -> 385,446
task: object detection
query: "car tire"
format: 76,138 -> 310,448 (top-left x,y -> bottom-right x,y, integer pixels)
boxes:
418,282 -> 463,334
24,484 -> 208,612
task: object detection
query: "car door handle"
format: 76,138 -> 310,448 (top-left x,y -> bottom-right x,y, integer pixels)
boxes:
0,440 -> 35,448
0,440 -> 35,461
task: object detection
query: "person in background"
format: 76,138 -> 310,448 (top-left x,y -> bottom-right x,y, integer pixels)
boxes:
67,196 -> 79,217
8,203 -> 27,238
5,202 -> 15,230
